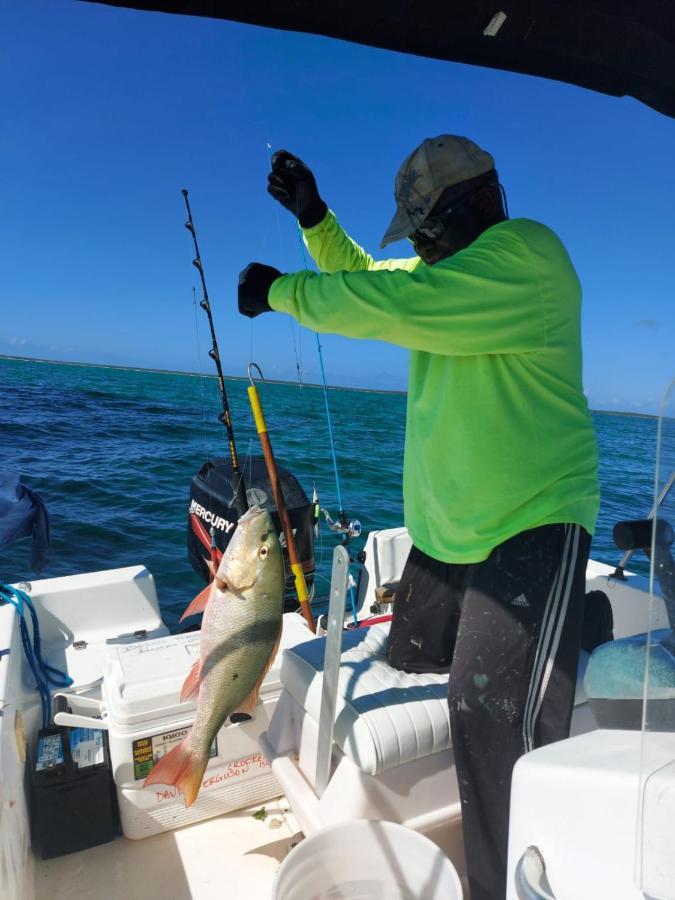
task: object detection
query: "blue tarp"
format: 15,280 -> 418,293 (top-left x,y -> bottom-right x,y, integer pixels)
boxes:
0,473 -> 50,573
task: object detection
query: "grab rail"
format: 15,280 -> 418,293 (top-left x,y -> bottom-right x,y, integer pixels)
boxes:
515,846 -> 557,899
315,544 -> 350,797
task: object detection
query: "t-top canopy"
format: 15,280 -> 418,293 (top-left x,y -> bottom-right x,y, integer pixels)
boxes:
82,1 -> 675,119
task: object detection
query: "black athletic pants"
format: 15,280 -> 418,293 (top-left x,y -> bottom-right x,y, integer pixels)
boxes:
386,524 -> 591,900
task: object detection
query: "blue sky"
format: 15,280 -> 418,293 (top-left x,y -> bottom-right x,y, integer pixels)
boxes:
2,1 -> 673,413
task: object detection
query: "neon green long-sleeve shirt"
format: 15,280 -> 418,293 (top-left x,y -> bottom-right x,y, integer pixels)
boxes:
269,210 -> 600,563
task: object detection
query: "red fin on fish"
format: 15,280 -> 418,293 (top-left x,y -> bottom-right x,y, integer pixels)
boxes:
179,584 -> 212,622
143,738 -> 208,808
230,627 -> 282,721
180,658 -> 202,702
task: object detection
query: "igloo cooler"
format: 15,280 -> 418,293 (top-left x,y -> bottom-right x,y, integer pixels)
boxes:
97,612 -> 311,839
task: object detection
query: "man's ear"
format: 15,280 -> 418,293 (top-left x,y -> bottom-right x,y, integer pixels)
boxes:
475,185 -> 504,221
475,185 -> 495,211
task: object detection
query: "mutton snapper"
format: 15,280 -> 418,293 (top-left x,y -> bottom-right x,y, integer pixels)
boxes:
144,505 -> 284,807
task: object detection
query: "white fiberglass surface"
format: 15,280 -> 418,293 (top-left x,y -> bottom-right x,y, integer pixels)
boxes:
33,798 -> 300,900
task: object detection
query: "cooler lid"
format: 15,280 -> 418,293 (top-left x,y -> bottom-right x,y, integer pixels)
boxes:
103,632 -> 200,726
44,628 -> 169,695
103,611 -> 312,728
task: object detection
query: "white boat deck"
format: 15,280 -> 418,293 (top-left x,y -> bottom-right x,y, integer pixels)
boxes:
34,798 -> 300,900
3,554 -> 666,900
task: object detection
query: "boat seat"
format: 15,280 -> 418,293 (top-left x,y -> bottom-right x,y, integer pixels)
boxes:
280,623 -> 589,777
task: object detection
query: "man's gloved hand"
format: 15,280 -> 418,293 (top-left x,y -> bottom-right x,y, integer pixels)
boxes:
238,263 -> 283,319
267,150 -> 328,229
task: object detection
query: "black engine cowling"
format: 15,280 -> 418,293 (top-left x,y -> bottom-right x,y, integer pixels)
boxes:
187,456 -> 314,611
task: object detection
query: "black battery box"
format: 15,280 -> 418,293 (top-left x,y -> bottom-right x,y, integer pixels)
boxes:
29,724 -> 118,859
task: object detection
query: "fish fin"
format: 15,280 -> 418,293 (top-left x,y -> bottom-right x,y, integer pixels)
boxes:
143,738 -> 208,808
179,584 -> 212,622
180,658 -> 202,702
230,627 -> 282,721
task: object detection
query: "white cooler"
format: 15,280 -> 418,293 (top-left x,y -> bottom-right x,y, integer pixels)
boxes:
99,611 -> 312,839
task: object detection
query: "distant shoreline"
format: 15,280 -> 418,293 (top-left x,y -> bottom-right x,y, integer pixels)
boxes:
0,353 -> 407,397
1,354 -> 663,417
592,409 -> 659,421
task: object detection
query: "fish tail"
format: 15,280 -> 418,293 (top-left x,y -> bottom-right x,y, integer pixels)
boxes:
143,738 -> 208,808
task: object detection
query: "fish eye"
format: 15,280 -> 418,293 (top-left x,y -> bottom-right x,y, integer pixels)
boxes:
258,544 -> 269,559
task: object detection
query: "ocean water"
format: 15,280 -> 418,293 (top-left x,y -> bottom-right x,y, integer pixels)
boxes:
0,356 -> 660,630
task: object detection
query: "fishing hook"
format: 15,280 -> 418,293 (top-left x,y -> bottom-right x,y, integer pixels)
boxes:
248,362 -> 265,386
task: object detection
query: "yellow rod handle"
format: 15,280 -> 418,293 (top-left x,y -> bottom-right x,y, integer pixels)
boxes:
291,562 -> 309,605
247,385 -> 267,435
246,380 -> 315,632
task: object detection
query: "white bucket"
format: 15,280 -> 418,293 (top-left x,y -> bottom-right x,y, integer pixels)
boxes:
272,820 -> 463,900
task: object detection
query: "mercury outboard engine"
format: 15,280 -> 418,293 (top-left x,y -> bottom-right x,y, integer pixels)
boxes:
187,456 -> 314,611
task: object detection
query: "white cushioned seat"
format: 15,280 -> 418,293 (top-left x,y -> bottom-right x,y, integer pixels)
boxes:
280,624 -> 449,776
280,623 -> 590,777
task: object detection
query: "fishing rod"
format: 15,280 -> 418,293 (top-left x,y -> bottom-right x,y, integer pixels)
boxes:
181,188 -> 248,517
247,364 -> 316,632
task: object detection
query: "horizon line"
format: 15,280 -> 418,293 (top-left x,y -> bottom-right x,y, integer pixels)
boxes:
0,352 -> 407,397
0,352 -> 661,418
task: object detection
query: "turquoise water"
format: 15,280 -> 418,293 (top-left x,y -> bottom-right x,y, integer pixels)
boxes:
0,356 -> 658,629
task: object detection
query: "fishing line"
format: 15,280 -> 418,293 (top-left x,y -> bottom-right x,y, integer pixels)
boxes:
264,141 -> 328,571
285,165 -> 366,622
286,171 -> 364,619
264,142 -> 347,520
293,204 -> 346,521
261,145 -> 363,622
266,143 -> 304,387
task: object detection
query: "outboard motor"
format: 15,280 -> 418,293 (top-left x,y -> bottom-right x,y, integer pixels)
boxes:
585,517 -> 675,730
187,456 -> 314,610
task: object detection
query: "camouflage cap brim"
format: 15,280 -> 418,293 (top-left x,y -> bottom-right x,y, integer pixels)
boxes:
381,135 -> 495,248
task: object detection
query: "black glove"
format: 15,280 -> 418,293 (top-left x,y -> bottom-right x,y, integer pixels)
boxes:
238,263 -> 283,319
267,150 -> 327,229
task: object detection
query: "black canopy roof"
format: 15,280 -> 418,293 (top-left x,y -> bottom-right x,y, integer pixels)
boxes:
84,1 -> 675,119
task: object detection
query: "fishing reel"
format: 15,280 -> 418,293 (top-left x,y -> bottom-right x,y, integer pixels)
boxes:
319,507 -> 362,541
310,486 -> 361,541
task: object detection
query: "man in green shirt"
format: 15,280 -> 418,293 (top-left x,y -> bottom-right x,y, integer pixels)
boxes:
239,136 -> 600,900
